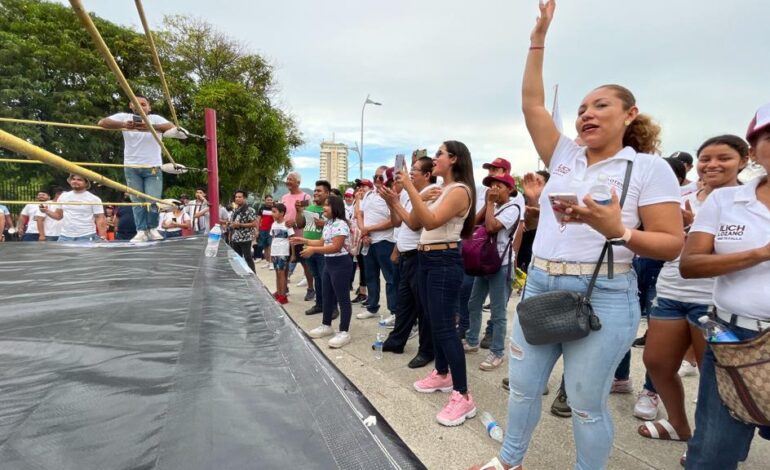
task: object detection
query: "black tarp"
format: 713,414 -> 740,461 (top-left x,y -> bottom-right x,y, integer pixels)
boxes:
0,238 -> 424,469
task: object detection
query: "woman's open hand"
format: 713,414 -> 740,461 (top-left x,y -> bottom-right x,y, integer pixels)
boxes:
531,0 -> 556,44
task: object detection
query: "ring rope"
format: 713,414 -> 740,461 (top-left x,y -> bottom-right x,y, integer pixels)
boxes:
0,117 -> 120,132
134,0 -> 179,128
0,200 -> 152,207
0,158 -> 152,169
0,128 -> 166,205
69,0 -> 176,164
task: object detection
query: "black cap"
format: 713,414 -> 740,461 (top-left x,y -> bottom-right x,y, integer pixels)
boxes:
670,151 -> 693,166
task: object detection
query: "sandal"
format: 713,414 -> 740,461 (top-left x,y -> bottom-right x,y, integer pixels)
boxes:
638,419 -> 689,441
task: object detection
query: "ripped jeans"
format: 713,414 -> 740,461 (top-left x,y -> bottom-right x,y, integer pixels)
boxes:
501,266 -> 639,470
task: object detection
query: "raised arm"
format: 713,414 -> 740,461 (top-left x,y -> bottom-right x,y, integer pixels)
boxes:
522,0 -> 560,167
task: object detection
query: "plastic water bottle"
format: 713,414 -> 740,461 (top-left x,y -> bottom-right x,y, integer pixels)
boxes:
373,316 -> 386,359
205,224 -> 222,257
589,173 -> 612,205
481,411 -> 504,443
361,242 -> 370,256
698,315 -> 739,343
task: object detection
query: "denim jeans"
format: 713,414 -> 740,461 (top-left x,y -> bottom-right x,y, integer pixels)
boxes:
457,273 -> 475,335
466,268 -> 511,357
57,233 -> 97,242
632,256 -> 664,317
306,252 -> 325,308
417,248 -> 467,393
686,319 -> 762,469
322,255 -> 354,331
501,266 -> 640,469
364,240 -> 396,314
124,167 -> 162,231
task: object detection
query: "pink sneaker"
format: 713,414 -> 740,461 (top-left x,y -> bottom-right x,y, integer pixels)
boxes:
436,390 -> 477,426
413,369 -> 453,393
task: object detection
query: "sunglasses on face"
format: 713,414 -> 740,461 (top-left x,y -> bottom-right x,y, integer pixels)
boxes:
373,175 -> 384,181
435,149 -> 454,158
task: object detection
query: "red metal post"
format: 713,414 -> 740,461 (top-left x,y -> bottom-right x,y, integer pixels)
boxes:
204,108 -> 219,228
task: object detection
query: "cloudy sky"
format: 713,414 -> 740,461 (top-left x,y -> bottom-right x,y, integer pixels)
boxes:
64,0 -> 768,185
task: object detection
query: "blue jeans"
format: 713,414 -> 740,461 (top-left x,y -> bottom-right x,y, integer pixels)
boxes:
124,167 -> 162,231
45,236 -> 59,241
22,233 -> 41,241
58,233 -> 97,242
686,318 -> 762,469
457,273 -> 475,335
501,266 -> 640,469
466,268 -> 511,357
322,255 -> 354,331
633,256 -> 664,317
306,252 -> 325,308
364,240 -> 396,314
417,248 -> 467,393
649,296 -> 710,326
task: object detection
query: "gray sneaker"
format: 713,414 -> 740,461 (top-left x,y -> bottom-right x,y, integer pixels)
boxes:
304,289 -> 315,302
550,385 -> 571,417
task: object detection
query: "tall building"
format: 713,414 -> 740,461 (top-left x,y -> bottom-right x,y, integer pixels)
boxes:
319,140 -> 349,188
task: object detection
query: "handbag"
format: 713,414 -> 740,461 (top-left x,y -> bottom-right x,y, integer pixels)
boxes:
710,327 -> 770,426
516,160 -> 633,345
462,203 -> 521,277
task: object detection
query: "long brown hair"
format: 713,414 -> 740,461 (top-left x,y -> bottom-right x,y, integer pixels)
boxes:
443,140 -> 476,239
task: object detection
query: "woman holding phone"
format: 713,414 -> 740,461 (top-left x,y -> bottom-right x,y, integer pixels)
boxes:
473,2 -> 683,469
403,140 -> 477,427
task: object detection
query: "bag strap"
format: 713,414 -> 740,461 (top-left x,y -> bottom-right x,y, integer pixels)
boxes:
585,160 -> 634,299
501,204 -> 522,280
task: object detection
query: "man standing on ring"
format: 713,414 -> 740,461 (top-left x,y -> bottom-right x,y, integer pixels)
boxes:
98,95 -> 175,243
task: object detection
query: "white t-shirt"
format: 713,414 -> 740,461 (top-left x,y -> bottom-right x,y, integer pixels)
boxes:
655,191 -> 715,304
397,184 -> 439,252
58,190 -> 104,237
490,199 -> 522,266
270,221 -> 294,257
680,180 -> 699,197
361,190 -> 395,244
20,204 -> 42,234
160,211 -> 191,233
43,203 -> 62,237
322,218 -> 350,257
690,177 -> 770,320
191,199 -> 209,232
533,135 -> 681,263
478,186 -> 526,222
109,112 -> 170,166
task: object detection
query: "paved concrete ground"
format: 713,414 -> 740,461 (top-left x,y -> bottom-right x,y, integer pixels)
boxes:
253,262 -> 768,469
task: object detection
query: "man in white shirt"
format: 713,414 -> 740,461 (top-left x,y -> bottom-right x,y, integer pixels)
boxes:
190,188 -> 211,234
97,95 -> 175,243
356,166 -> 396,319
17,191 -> 50,241
50,174 -> 107,242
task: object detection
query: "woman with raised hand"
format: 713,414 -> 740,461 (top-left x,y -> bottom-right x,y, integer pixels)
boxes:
473,2 -> 683,469
405,140 -> 477,427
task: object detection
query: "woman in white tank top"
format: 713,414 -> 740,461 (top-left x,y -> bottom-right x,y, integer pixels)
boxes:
400,140 -> 478,427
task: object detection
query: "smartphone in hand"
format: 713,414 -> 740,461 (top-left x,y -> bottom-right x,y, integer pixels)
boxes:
548,193 -> 580,224
394,154 -> 405,171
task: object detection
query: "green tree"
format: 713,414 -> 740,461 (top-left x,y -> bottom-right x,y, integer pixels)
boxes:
0,0 -> 301,203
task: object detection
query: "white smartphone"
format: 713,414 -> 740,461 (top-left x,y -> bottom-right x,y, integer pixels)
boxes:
394,154 -> 405,171
548,193 -> 579,224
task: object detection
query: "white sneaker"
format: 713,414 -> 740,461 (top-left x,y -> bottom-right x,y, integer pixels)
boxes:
633,389 -> 659,421
678,360 -> 698,377
297,278 -> 308,287
148,228 -> 164,241
307,324 -> 334,339
130,231 -> 149,243
356,311 -> 377,320
268,263 -> 275,270
383,314 -> 396,328
328,331 -> 351,348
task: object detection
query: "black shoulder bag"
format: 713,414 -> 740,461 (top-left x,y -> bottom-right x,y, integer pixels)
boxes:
516,161 -> 633,345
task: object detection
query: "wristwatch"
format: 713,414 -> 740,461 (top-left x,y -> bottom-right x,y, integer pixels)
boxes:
608,228 -> 633,246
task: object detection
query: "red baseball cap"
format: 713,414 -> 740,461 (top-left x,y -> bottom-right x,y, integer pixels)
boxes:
482,173 -> 517,189
344,188 -> 355,196
747,103 -> 770,144
482,157 -> 511,173
354,178 -> 373,189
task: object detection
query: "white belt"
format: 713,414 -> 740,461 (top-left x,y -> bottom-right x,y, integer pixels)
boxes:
715,310 -> 770,332
532,256 -> 631,276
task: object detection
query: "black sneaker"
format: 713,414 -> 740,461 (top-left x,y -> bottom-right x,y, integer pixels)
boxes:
305,305 -> 322,315
351,293 -> 367,304
550,385 -> 572,417
482,303 -> 491,311
632,331 -> 647,348
480,331 -> 493,349
502,377 -> 509,391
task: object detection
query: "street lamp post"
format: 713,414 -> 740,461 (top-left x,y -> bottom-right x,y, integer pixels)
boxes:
360,94 -> 381,180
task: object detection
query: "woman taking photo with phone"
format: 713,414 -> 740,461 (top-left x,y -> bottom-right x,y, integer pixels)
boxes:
474,2 -> 683,469
403,140 -> 476,427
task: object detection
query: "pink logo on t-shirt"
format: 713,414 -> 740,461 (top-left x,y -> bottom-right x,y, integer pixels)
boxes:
553,164 -> 572,176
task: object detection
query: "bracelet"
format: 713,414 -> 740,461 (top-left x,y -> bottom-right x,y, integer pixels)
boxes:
529,45 -> 545,50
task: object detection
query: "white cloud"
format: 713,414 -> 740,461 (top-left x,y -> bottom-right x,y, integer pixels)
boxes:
290,156 -> 319,169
